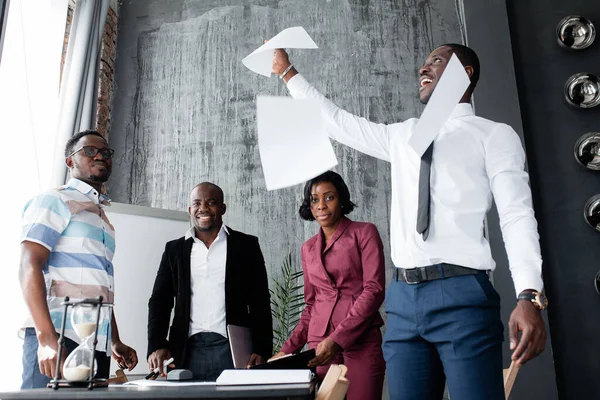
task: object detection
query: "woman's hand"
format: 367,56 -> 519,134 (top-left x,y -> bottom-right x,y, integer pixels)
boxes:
308,338 -> 341,367
268,351 -> 288,362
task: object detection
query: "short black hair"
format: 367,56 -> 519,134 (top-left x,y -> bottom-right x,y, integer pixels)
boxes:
64,130 -> 105,157
193,182 -> 225,203
299,171 -> 356,221
440,43 -> 480,89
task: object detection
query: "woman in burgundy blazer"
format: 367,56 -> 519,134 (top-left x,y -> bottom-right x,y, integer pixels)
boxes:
273,171 -> 386,400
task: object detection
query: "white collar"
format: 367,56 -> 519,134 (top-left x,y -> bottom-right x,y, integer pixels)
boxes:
185,224 -> 229,240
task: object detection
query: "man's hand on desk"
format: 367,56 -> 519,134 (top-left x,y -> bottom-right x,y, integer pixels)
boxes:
37,330 -> 67,378
147,348 -> 175,377
112,340 -> 139,371
246,353 -> 265,368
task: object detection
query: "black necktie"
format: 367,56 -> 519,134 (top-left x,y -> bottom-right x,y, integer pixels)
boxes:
416,143 -> 433,240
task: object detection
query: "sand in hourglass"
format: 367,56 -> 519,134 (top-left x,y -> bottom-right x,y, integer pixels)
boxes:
63,366 -> 92,381
74,323 -> 97,338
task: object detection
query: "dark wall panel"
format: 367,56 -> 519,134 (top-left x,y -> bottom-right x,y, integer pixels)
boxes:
462,0 -> 559,398
507,0 -> 600,398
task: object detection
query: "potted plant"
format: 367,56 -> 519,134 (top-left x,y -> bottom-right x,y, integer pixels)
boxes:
270,250 -> 305,353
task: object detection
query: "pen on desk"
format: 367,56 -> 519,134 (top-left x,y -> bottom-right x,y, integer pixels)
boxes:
144,368 -> 160,380
163,357 -> 175,369
144,357 -> 175,380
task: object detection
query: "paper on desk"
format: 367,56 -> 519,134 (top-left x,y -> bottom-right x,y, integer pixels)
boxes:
257,96 -> 338,191
216,369 -> 313,385
408,53 -> 471,157
242,27 -> 318,77
121,379 -> 217,387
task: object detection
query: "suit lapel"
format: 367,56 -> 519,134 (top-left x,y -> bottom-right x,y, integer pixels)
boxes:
224,227 -> 237,300
181,237 -> 194,317
323,217 -> 351,254
314,231 -> 334,285
314,217 -> 352,285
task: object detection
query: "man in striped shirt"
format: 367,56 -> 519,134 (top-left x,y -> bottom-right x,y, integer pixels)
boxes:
19,130 -> 138,389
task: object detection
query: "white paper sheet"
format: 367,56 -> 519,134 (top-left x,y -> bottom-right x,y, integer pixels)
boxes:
121,379 -> 217,387
242,27 -> 318,77
216,369 -> 313,385
257,96 -> 338,191
408,53 -> 471,157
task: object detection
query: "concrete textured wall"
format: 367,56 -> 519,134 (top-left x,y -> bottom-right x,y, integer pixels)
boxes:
109,0 -> 465,288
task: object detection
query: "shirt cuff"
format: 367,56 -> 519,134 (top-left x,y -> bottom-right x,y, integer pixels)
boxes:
285,73 -> 307,97
512,269 -> 544,296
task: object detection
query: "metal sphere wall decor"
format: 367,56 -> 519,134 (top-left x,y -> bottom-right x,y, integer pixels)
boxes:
557,16 -> 596,50
564,72 -> 600,108
574,132 -> 600,170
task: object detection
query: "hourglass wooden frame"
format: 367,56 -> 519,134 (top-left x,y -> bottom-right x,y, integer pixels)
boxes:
51,296 -> 112,390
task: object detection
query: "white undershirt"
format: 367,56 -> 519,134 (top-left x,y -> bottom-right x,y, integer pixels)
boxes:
186,225 -> 228,338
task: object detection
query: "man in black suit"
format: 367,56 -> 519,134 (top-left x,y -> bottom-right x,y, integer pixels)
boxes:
147,182 -> 272,380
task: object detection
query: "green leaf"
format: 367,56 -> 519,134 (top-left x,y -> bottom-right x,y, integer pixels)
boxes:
270,249 -> 305,354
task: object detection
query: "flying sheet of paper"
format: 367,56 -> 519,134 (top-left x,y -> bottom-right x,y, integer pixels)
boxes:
408,53 -> 471,157
242,26 -> 318,77
256,96 -> 338,191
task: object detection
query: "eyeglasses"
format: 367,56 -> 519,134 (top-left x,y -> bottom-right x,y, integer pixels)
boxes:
68,146 -> 115,160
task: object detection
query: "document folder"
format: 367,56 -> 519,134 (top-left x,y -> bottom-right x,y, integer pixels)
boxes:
251,349 -> 316,370
216,369 -> 313,385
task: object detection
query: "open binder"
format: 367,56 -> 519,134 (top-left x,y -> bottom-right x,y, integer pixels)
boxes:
251,349 -> 316,370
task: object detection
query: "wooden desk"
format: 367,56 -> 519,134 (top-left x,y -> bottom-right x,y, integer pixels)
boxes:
0,383 -> 315,400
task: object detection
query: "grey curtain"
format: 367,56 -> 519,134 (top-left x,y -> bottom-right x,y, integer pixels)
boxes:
0,0 -> 10,66
51,0 -> 110,187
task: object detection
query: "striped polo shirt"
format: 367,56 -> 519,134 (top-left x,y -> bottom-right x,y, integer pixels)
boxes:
21,178 -> 115,352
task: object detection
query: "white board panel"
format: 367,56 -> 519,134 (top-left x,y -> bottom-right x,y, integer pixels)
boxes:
105,202 -> 189,376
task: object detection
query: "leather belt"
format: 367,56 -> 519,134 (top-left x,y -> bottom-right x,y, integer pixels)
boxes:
393,263 -> 480,284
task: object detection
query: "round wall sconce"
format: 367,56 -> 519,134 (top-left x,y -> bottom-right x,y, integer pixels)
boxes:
574,132 -> 600,170
584,194 -> 600,231
557,16 -> 596,50
564,73 -> 600,108
595,270 -> 600,295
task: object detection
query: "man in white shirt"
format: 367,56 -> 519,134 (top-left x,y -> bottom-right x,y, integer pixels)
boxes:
271,44 -> 547,399
147,182 -> 272,381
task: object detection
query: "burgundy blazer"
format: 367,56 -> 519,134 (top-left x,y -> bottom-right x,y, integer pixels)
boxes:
281,217 -> 385,353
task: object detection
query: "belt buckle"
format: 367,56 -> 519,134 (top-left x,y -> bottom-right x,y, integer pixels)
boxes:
403,269 -> 422,285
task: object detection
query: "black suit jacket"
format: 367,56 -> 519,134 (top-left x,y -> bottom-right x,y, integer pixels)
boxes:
147,228 -> 273,365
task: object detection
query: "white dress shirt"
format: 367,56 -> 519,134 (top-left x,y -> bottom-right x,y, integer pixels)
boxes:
187,225 -> 228,338
287,74 -> 543,294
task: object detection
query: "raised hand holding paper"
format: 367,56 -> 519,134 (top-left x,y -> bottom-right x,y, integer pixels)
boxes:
256,96 -> 338,191
408,53 -> 471,157
242,27 -> 318,77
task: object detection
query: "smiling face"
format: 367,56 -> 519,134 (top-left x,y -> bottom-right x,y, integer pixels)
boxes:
418,45 -> 455,104
66,134 -> 112,184
310,181 -> 343,231
188,183 -> 226,235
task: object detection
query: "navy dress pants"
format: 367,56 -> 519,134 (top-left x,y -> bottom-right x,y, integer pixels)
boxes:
383,267 -> 505,400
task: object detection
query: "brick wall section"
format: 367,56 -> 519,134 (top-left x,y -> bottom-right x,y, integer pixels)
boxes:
60,3 -> 74,83
96,6 -> 118,140
60,2 -> 118,141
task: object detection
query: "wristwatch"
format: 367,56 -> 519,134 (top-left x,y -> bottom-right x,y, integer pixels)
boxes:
517,291 -> 548,310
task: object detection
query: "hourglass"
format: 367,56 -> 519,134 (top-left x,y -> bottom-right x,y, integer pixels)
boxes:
51,296 -> 111,390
